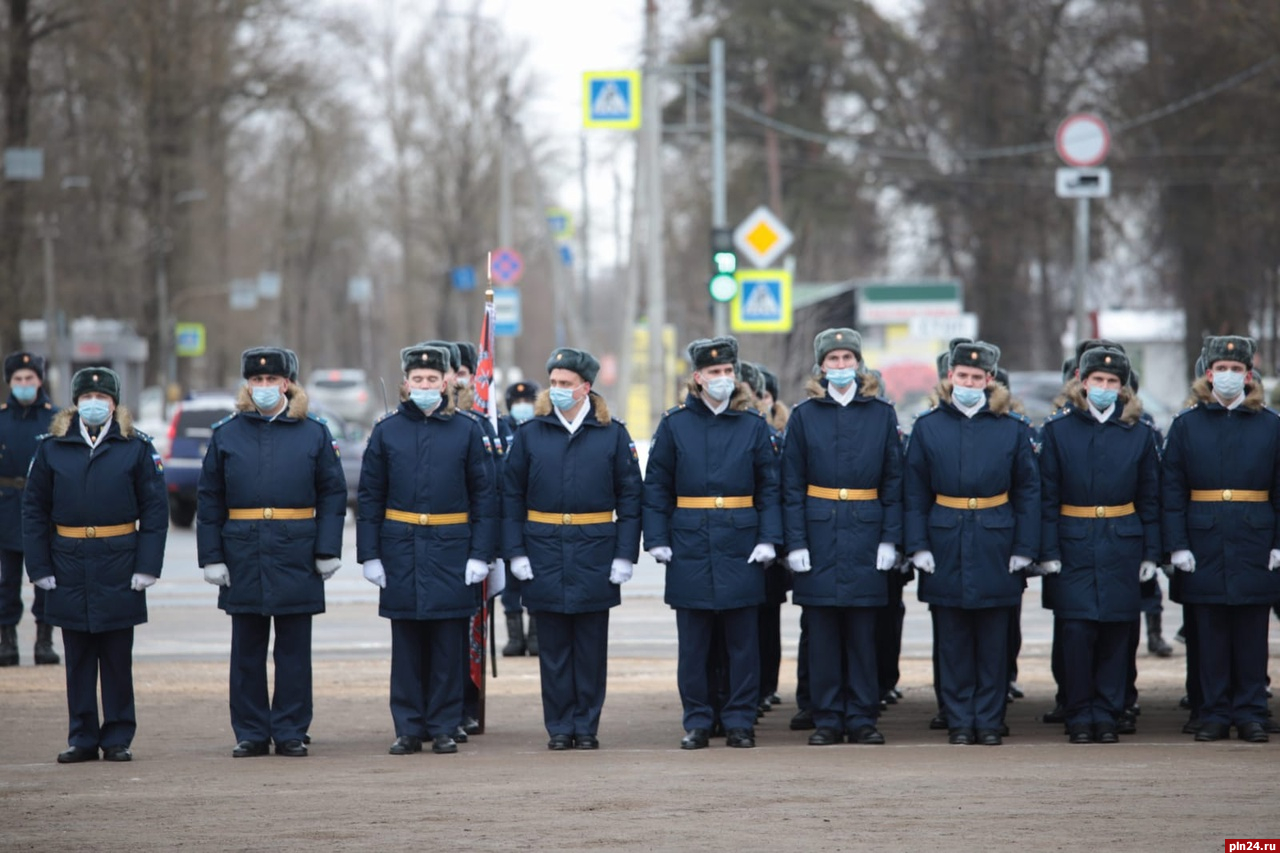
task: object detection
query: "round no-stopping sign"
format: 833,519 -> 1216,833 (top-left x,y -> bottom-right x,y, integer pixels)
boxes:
1055,113 -> 1111,167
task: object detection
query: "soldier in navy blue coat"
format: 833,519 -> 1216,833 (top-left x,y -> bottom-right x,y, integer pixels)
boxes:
357,344 -> 497,755
23,367 -> 168,763
1036,347 -> 1161,743
643,336 -> 782,750
503,347 -> 642,749
499,380 -> 539,657
905,340 -> 1039,745
0,351 -> 59,666
1163,335 -> 1280,743
782,329 -> 903,746
197,347 -> 347,758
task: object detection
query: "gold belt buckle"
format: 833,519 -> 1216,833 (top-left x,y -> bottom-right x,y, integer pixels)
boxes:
1095,506 -> 1106,518
714,497 -> 725,509
418,513 -> 429,525
838,488 -> 848,501
263,508 -> 274,520
1223,489 -> 1233,501
86,526 -> 96,538
967,498 -> 977,510
562,513 -> 573,524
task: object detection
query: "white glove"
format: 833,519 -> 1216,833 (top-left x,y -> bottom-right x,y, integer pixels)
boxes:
362,559 -> 386,588
876,543 -> 897,572
130,573 -> 157,591
1138,561 -> 1158,582
1038,560 -> 1062,575
315,557 -> 341,580
1009,555 -> 1033,574
787,548 -> 811,573
1270,550 -> 1280,571
647,546 -> 673,564
1171,549 -> 1196,573
912,551 -> 935,574
465,558 -> 489,585
34,575 -> 56,591
609,558 -> 634,585
203,563 -> 230,587
747,543 -> 776,564
510,555 -> 534,581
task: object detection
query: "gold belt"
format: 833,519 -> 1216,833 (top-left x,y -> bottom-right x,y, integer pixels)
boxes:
676,495 -> 753,509
936,493 -> 1009,510
385,509 -> 469,526
228,507 -> 316,521
1189,489 -> 1269,503
1060,503 -> 1135,519
56,522 -> 137,539
806,485 -> 879,502
527,510 -> 615,525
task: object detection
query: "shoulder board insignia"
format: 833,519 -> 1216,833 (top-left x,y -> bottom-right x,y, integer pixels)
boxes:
135,429 -> 154,443
663,404 -> 686,417
1009,411 -> 1032,426
376,409 -> 398,424
1171,406 -> 1196,422
211,413 -> 238,430
35,432 -> 51,441
307,412 -> 328,425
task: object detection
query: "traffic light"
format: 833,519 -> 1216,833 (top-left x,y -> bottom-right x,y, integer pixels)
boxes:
709,227 -> 737,303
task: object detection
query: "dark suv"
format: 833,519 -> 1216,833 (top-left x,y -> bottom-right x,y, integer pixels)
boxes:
162,394 -> 364,527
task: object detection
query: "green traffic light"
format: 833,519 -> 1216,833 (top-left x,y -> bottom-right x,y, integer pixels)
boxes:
709,272 -> 738,303
713,250 -> 737,274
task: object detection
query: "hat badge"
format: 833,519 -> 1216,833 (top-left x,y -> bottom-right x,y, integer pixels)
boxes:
22,354 -> 29,363
970,352 -> 978,360
259,357 -> 267,365
836,333 -> 843,340
1228,342 -> 1235,351
1104,356 -> 1112,364
556,353 -> 563,361
711,348 -> 718,357
92,373 -> 99,381
420,353 -> 428,362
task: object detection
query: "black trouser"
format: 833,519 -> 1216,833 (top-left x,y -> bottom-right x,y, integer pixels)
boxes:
1059,618 -> 1129,729
932,606 -> 1010,733
229,613 -> 312,744
795,607 -> 811,710
0,547 -> 45,625
534,609 -> 610,737
389,617 -> 467,739
62,626 -> 134,749
875,580 -> 905,697
807,605 -> 879,732
1192,603 -> 1270,726
676,606 -> 759,731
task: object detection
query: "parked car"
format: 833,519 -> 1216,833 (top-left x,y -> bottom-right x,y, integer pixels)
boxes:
162,394 -> 364,527
306,368 -> 377,426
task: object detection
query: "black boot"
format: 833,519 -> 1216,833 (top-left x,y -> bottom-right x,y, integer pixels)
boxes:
526,614 -> 539,657
0,625 -> 17,667
1145,612 -> 1172,658
501,614 -> 526,657
34,623 -> 60,665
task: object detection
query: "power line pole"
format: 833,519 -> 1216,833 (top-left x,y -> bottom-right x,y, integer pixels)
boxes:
37,213 -> 59,394
497,75 -> 515,378
710,37 -> 727,338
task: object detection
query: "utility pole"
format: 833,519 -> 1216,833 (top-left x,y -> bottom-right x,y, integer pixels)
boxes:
37,213 -> 59,394
1073,197 -> 1090,347
710,37 -> 728,338
579,133 -> 591,345
497,75 -> 515,379
643,0 -> 666,422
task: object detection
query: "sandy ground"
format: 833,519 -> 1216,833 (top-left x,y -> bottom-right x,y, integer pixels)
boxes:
2,646 -> 1278,853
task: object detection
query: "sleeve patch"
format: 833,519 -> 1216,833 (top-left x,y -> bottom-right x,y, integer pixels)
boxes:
151,452 -> 165,473
331,440 -> 341,458
481,435 -> 493,455
629,440 -> 638,461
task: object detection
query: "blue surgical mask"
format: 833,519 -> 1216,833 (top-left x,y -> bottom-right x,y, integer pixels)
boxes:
251,385 -> 282,411
549,386 -> 580,411
704,376 -> 737,402
825,367 -> 859,388
1087,387 -> 1118,410
12,385 -> 37,404
510,401 -> 535,423
409,388 -> 442,411
1212,369 -> 1245,400
78,398 -> 111,427
952,385 -> 985,408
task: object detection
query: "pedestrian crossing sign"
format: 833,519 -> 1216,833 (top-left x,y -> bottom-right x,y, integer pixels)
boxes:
731,269 -> 793,333
583,71 -> 641,130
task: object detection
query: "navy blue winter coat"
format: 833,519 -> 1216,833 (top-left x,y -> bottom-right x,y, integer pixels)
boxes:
503,391 -> 642,614
1038,383 -> 1161,622
904,382 -> 1040,609
0,389 -> 57,551
356,395 -> 497,621
197,387 -> 347,616
23,407 -> 168,632
643,384 -> 783,611
1162,378 -> 1280,606
782,376 -> 903,608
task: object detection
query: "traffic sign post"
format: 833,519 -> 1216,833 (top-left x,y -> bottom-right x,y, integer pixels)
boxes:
583,71 -> 641,130
450,266 -> 476,291
730,269 -> 793,333
492,288 -> 521,337
733,205 -> 794,269
1054,113 -> 1111,349
174,322 -> 206,358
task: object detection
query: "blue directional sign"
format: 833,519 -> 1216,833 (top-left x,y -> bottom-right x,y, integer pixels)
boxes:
583,71 -> 641,130
731,269 -> 793,333
450,265 -> 476,291
558,243 -> 573,267
489,248 -> 524,285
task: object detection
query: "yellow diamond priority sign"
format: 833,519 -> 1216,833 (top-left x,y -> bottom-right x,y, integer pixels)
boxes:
733,205 -> 794,269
